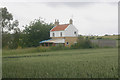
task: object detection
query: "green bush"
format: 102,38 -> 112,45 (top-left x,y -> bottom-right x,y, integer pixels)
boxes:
91,43 -> 99,48
35,47 -> 50,52
50,44 -> 69,50
71,36 -> 94,49
97,37 -> 103,39
89,37 -> 95,39
8,41 -> 18,49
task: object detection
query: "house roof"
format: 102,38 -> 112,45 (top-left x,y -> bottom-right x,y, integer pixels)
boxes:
39,38 -> 65,43
50,24 -> 69,31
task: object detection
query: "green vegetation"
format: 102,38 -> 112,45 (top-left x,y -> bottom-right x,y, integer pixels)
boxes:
3,48 -> 118,78
84,35 -> 120,40
2,35 -> 100,56
102,35 -> 119,40
71,36 -> 95,49
1,7 -> 119,78
3,47 -> 51,56
1,7 -> 54,49
1,7 -> 119,49
1,7 -> 20,49
20,19 -> 53,48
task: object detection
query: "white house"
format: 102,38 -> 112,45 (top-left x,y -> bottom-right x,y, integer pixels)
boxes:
40,19 -> 78,47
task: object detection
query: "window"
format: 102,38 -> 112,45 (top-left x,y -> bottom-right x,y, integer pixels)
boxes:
74,31 -> 77,34
53,33 -> 55,37
66,42 -> 69,45
60,32 -> 62,37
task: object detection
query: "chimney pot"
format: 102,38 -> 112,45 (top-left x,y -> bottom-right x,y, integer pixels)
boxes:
69,19 -> 73,24
54,19 -> 59,26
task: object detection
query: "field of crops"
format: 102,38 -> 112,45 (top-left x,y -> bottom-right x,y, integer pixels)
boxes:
2,48 -> 118,78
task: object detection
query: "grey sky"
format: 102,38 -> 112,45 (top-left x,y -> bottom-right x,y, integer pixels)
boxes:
1,1 -> 118,36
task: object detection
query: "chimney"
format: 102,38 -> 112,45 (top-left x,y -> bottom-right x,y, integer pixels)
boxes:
54,19 -> 59,26
54,19 -> 57,26
69,19 -> 73,24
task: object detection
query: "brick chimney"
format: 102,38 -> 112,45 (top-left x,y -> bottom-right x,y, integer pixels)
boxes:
69,19 -> 73,24
54,19 -> 59,26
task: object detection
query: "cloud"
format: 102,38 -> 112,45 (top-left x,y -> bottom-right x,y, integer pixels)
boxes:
1,2 -> 118,35
45,2 -> 117,8
45,2 -> 94,8
1,0 -> 119,2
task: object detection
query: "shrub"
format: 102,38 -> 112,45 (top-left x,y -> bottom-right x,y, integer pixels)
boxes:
91,43 -> 99,48
71,36 -> 94,49
97,37 -> 103,39
86,36 -> 89,39
50,44 -> 69,50
105,34 -> 109,36
35,47 -> 50,52
8,41 -> 18,49
90,37 -> 95,39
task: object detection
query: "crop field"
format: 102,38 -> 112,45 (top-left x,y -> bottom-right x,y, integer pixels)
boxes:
2,48 -> 118,78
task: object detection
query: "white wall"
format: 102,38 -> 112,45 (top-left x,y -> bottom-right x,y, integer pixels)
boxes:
64,24 -> 78,37
50,31 -> 65,37
50,24 -> 78,37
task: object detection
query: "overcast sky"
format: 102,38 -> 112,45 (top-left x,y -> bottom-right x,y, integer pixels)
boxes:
1,0 -> 118,36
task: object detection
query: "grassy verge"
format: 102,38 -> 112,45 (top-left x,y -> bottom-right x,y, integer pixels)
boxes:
3,47 -> 51,56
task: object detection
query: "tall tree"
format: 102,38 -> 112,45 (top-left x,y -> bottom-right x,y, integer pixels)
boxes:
1,7 -> 13,33
1,7 -> 20,49
8,20 -> 20,49
20,18 -> 54,47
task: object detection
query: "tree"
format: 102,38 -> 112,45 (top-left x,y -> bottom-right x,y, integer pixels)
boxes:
1,7 -> 13,33
20,18 -> 54,48
8,20 -> 20,49
1,7 -> 20,49
104,34 -> 109,36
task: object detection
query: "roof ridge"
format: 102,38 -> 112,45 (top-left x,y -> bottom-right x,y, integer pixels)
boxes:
50,24 -> 69,31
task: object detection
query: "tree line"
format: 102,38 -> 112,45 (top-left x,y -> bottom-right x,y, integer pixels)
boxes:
1,7 -> 99,50
1,7 -> 54,49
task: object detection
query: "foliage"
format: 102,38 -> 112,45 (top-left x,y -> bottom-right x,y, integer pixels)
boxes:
1,7 -> 54,49
50,44 -> 69,50
71,35 -> 93,49
1,7 -> 20,49
1,7 -> 19,33
2,32 -> 11,48
2,31 -> 21,49
2,48 -> 118,78
20,18 -> 54,48
85,36 -> 89,39
96,37 -> 103,39
3,47 -> 51,56
2,45 -> 70,56
89,36 -> 95,39
104,34 -> 109,36
1,7 -> 13,33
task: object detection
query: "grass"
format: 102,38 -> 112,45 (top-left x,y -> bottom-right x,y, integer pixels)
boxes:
2,46 -> 70,56
2,48 -> 118,78
2,47 -> 51,56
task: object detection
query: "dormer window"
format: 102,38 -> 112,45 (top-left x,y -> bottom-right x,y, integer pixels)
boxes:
60,32 -> 62,37
53,33 -> 55,37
